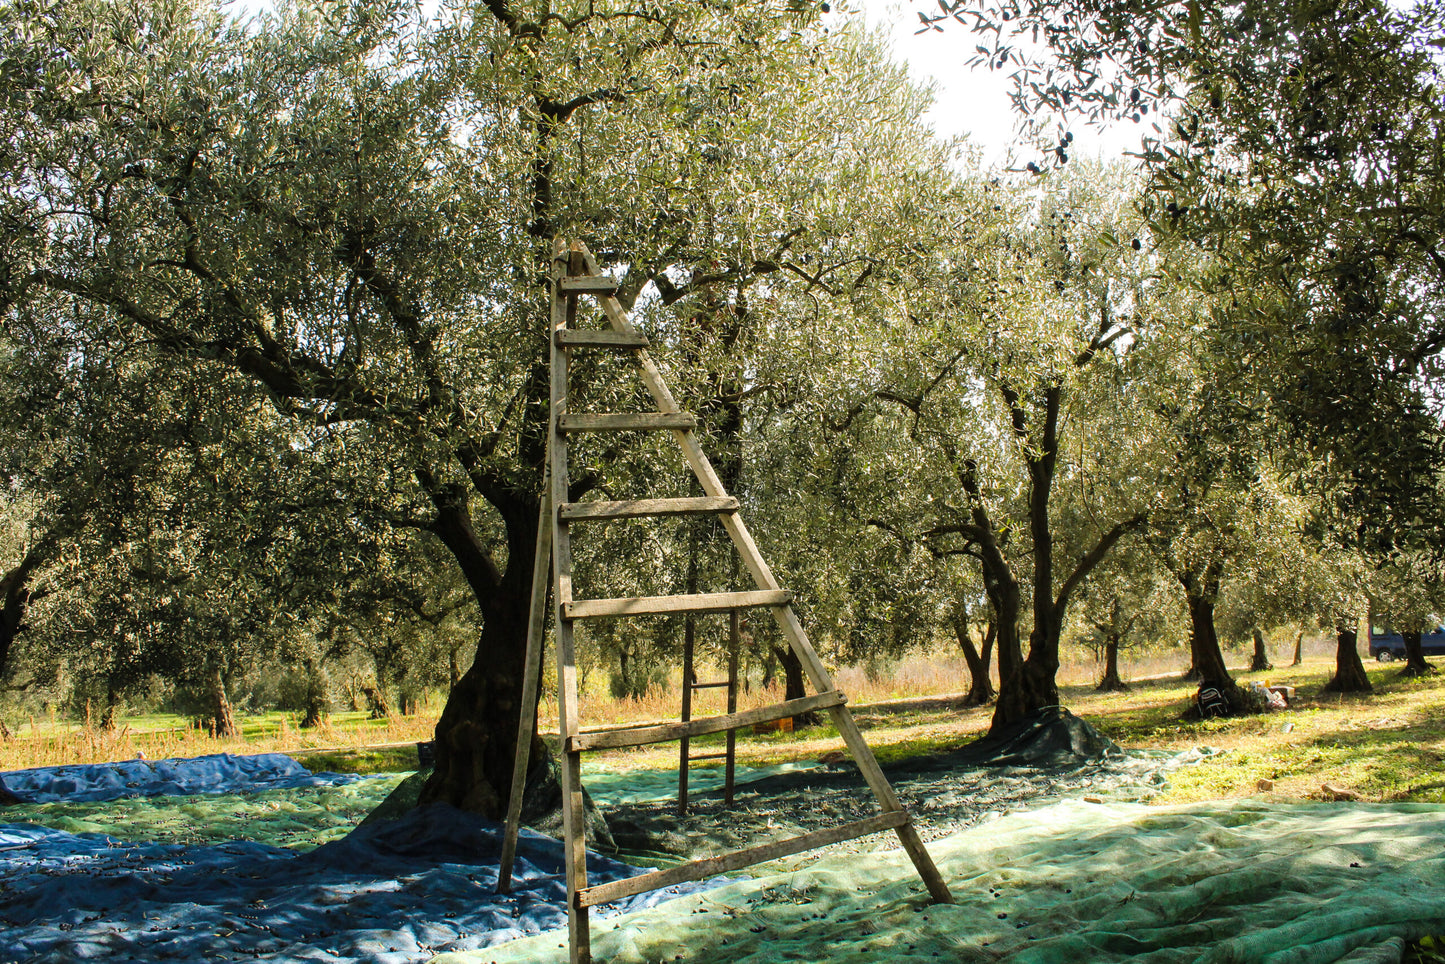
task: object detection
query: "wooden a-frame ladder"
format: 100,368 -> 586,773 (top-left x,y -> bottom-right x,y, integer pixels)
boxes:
496,238 -> 953,964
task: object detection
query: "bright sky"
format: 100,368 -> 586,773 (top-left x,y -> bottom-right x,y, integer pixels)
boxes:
850,0 -> 1147,167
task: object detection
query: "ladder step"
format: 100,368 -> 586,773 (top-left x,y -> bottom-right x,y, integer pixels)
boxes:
563,589 -> 791,621
558,413 -> 696,433
576,810 -> 909,909
555,329 -> 649,349
690,681 -> 731,690
559,496 -> 738,522
568,690 -> 844,751
558,276 -> 618,296
688,752 -> 730,762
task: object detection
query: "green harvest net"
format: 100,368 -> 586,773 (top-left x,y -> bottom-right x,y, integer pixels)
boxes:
433,798 -> 1445,964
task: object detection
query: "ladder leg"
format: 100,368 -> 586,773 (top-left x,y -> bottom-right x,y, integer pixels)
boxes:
826,702 -> 953,903
497,483 -> 552,894
678,615 -> 695,816
553,241 -> 591,964
768,604 -> 954,904
557,618 -> 591,963
725,609 -> 739,807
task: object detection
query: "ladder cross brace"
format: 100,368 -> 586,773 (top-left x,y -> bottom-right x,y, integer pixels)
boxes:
567,690 -> 845,752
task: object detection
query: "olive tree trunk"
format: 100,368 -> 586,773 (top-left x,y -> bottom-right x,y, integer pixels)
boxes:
1322,621 -> 1372,694
1401,629 -> 1434,677
1097,635 -> 1129,692
1250,627 -> 1273,672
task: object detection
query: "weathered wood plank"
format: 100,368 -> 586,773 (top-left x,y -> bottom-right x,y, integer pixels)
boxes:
551,241 -> 592,964
555,329 -> 648,349
567,690 -> 846,752
558,275 -> 618,295
558,413 -> 696,433
559,496 -> 737,521
563,590 -> 790,621
576,811 -> 910,909
497,480 -> 553,894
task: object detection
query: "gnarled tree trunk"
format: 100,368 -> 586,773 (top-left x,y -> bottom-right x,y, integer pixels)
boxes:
1182,567 -> 1240,711
953,614 -> 996,706
418,494 -> 537,816
1322,621 -> 1372,694
771,644 -> 817,727
1401,629 -> 1434,677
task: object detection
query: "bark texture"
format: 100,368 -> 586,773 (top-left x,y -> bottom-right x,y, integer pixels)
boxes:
1401,629 -> 1435,677
1250,628 -> 1273,672
954,616 -> 997,706
1322,624 -> 1373,694
1097,637 -> 1129,692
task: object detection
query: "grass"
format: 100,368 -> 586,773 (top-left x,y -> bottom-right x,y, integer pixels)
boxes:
0,707 -> 437,774
8,639 -> 1445,806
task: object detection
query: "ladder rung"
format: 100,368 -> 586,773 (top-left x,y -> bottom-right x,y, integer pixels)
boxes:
559,496 -> 738,522
555,329 -> 649,349
563,590 -> 791,621
568,690 -> 845,751
690,681 -> 731,690
688,752 -> 730,762
558,276 -> 618,296
558,413 -> 696,433
576,810 -> 909,908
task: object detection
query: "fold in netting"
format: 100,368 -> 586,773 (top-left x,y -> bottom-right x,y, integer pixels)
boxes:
2,752 -> 362,804
442,799 -> 1445,964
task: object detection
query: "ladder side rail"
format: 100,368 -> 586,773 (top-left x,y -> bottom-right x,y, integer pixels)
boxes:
496,472 -> 553,893
550,241 -> 592,963
726,609 -> 739,806
678,616 -> 695,815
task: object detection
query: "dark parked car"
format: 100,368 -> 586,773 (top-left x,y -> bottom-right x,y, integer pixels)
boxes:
1369,627 -> 1445,662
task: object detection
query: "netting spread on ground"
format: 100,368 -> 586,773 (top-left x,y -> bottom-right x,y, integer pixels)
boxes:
0,754 -> 722,964
2,752 -> 363,804
5,721 -> 1442,964
438,799 -> 1445,964
0,800 -> 716,964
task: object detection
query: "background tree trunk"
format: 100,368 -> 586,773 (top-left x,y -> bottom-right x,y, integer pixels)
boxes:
771,644 -> 817,727
1185,589 -> 1240,708
1322,622 -> 1372,693
1250,627 -> 1273,672
209,666 -> 240,739
1401,629 -> 1434,677
954,616 -> 997,706
362,678 -> 393,720
1097,635 -> 1129,691
299,657 -> 330,729
1291,627 -> 1305,666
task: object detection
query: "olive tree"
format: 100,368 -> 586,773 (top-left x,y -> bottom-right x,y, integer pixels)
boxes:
0,0 -> 959,814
